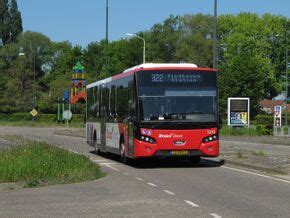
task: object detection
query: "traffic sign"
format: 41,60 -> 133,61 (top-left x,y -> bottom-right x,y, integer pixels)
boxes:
63,110 -> 72,120
30,109 -> 38,117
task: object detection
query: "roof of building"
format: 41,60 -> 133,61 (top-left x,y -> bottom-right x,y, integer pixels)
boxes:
259,99 -> 290,113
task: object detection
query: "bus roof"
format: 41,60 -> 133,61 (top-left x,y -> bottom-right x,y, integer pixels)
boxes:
87,63 -> 216,89
122,63 -> 198,73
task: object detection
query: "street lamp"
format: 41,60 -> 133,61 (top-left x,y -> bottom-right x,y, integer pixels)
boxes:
18,47 -> 36,121
126,33 -> 146,63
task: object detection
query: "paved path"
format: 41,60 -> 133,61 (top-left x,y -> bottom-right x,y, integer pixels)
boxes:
0,126 -> 290,218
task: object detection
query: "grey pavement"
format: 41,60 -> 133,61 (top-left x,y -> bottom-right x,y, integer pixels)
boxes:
0,126 -> 290,218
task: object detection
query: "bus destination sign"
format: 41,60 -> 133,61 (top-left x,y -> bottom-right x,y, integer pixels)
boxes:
151,73 -> 203,83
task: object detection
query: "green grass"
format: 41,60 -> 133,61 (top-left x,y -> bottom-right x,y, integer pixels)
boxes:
0,141 -> 105,188
220,125 -> 266,136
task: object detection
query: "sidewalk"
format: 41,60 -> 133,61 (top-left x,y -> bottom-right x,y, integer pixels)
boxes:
220,136 -> 290,177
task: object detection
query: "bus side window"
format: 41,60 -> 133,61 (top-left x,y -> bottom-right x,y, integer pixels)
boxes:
93,86 -> 99,118
128,77 -> 136,119
117,78 -> 128,120
110,84 -> 116,117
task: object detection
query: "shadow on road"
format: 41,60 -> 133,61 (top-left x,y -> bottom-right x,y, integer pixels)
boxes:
90,150 -> 224,169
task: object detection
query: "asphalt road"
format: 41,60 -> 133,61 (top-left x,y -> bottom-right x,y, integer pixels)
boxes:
0,126 -> 290,218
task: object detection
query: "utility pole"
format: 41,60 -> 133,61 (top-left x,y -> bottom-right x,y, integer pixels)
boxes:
286,29 -> 289,126
105,0 -> 109,74
213,0 -> 218,69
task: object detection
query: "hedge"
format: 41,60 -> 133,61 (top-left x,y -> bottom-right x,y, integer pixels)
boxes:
255,114 -> 290,126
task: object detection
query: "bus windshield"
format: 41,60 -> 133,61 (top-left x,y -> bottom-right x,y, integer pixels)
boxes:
136,70 -> 217,123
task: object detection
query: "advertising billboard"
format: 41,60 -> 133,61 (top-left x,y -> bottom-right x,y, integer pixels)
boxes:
227,98 -> 250,126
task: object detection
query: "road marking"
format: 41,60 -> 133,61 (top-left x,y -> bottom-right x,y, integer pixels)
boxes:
135,177 -> 144,181
184,200 -> 199,207
92,159 -> 110,162
123,172 -> 131,175
210,213 -> 222,218
105,164 -> 120,172
147,182 -> 157,187
163,190 -> 175,195
99,162 -> 116,165
222,166 -> 290,184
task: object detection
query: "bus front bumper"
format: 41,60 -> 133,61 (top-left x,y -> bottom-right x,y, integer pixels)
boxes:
134,140 -> 219,158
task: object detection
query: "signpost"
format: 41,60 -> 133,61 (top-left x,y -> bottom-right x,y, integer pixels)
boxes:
227,98 -> 250,127
30,109 -> 38,117
274,106 -> 282,128
63,110 -> 72,128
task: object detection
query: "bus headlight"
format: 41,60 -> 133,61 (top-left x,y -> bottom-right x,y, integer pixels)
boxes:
140,135 -> 156,144
202,134 -> 218,143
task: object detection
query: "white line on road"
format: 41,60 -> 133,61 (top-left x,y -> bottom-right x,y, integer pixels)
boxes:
210,213 -> 222,218
184,200 -> 199,207
222,166 -> 290,184
105,164 -> 120,172
147,182 -> 157,187
91,159 -> 110,162
135,177 -> 144,181
163,190 -> 175,195
123,172 -> 131,175
99,162 -> 116,165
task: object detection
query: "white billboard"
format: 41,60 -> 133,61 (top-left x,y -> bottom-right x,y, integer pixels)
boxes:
227,98 -> 250,126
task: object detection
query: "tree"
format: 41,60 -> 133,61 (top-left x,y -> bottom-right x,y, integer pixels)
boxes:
176,14 -> 213,67
218,13 -> 284,115
0,0 -> 10,45
9,0 -> 23,42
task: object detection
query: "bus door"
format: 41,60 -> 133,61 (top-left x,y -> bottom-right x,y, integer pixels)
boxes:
100,83 -> 107,152
128,77 -> 136,157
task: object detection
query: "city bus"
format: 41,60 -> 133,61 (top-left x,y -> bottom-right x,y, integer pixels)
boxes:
86,63 -> 220,163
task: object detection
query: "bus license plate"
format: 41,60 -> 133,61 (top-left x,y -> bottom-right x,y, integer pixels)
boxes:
171,150 -> 188,155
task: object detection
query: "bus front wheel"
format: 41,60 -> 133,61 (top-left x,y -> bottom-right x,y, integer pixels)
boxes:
120,141 -> 128,164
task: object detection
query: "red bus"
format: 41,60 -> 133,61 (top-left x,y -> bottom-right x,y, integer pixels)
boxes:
86,63 -> 220,163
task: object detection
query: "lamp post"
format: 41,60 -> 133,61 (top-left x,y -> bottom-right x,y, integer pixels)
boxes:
19,48 -> 36,121
126,33 -> 146,63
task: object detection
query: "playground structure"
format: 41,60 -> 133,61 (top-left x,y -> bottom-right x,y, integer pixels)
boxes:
57,61 -> 87,122
70,61 -> 87,104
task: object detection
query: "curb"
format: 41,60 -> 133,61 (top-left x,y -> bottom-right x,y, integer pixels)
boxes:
223,159 -> 288,175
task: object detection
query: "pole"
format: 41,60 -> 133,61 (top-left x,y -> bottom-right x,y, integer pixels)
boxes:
105,0 -> 109,74
143,38 -> 146,63
32,52 -> 36,121
286,29 -> 288,126
213,0 -> 218,69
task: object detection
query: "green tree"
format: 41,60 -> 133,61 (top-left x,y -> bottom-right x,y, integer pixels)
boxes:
9,0 -> 23,43
218,13 -> 284,115
0,0 -> 10,45
176,14 -> 213,67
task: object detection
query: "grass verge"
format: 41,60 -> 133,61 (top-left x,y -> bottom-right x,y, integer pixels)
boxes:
0,141 -> 105,188
0,121 -> 85,128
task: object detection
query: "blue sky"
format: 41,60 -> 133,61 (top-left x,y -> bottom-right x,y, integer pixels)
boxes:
18,0 -> 290,47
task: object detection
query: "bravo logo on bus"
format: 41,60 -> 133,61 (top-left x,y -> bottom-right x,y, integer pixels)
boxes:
158,133 -> 183,139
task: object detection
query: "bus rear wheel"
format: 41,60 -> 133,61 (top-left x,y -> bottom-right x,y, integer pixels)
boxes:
120,141 -> 128,164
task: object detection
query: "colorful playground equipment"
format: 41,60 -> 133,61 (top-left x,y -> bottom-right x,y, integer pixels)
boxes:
70,61 -> 87,104
57,61 -> 87,122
